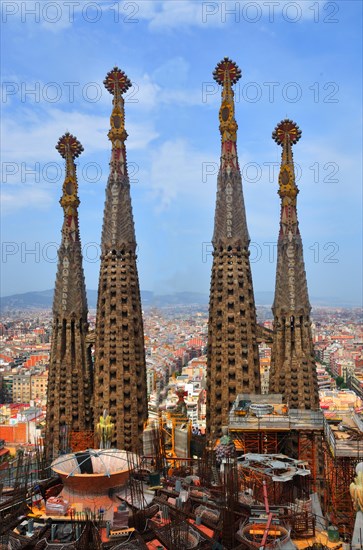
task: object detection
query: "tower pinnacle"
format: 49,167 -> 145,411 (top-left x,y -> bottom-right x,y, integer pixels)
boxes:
206,59 -> 260,439
269,119 -> 319,409
53,132 -> 85,315
56,132 -> 82,246
210,58 -> 249,248
99,67 -> 136,254
93,67 -> 147,452
104,67 -> 131,144
273,118 -> 301,208
45,133 -> 93,457
213,57 -> 241,150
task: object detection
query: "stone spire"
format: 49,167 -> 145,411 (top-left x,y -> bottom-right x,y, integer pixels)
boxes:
206,58 -> 261,439
46,133 -> 93,457
269,119 -> 319,409
93,67 -> 147,452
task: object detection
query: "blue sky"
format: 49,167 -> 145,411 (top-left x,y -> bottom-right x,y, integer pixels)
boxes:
1,0 -> 362,305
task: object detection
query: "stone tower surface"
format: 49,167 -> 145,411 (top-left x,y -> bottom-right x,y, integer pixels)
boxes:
46,133 -> 93,457
94,67 -> 148,451
206,58 -> 261,439
269,119 -> 319,409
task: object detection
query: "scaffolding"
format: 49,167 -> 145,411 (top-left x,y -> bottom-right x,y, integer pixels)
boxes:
323,411 -> 363,534
159,411 -> 191,459
228,395 -> 324,494
297,430 -> 323,494
231,429 -> 289,456
238,455 -> 311,507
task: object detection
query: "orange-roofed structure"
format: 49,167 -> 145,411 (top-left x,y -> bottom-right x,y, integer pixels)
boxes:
0,423 -> 27,444
187,338 -> 205,348
24,355 -> 49,368
0,354 -> 13,363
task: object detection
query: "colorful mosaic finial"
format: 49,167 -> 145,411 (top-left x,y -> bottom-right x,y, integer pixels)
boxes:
214,58 -> 241,150
104,67 -> 130,145
272,118 -> 301,146
273,119 -> 301,205
56,132 -> 84,159
56,132 -> 82,211
103,66 -> 132,95
213,57 -> 241,85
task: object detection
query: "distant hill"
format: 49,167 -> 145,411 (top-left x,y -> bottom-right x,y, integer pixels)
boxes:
0,289 -> 152,310
0,289 -> 208,310
0,289 -> 359,311
0,289 -> 56,310
0,289 -> 214,310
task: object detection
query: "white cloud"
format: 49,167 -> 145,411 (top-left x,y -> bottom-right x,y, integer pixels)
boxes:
2,54 -> 210,121
297,140 -> 358,195
2,0 -> 330,36
0,186 -> 54,215
128,74 -> 160,110
143,137 -> 268,213
137,0 -> 329,30
138,1 -> 218,30
2,1 -> 119,33
152,57 -> 190,87
1,107 -> 159,165
159,87 -> 204,107
128,71 -> 205,111
146,138 -> 217,211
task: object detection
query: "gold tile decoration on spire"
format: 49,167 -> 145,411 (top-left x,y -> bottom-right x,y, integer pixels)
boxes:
56,132 -> 82,210
104,66 -> 131,144
273,119 -> 301,207
103,66 -> 131,193
213,56 -> 241,144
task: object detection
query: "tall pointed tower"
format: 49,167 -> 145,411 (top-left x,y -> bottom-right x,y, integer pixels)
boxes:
206,58 -> 261,439
94,67 -> 147,451
269,119 -> 319,409
46,133 -> 93,457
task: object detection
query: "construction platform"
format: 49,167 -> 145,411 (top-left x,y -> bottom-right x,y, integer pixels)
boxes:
324,410 -> 363,458
323,409 -> 363,534
228,394 -> 324,432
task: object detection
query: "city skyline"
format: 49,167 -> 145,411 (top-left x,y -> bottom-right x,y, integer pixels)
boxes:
1,1 -> 362,305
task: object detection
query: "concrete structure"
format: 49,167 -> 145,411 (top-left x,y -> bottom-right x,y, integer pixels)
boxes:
206,58 -> 260,439
94,68 -> 148,452
45,133 -> 93,457
51,449 -> 134,524
269,120 -> 319,410
12,372 -> 47,403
